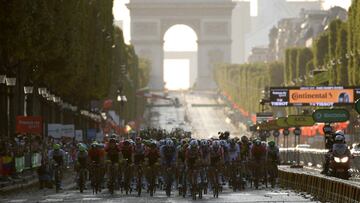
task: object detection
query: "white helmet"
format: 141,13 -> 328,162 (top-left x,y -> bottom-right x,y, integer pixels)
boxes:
166,139 -> 173,147
212,140 -> 220,148
190,140 -> 198,148
335,130 -> 345,137
335,135 -> 345,143
200,140 -> 208,146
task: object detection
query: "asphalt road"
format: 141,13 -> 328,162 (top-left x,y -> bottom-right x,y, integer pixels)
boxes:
1,91 -> 317,203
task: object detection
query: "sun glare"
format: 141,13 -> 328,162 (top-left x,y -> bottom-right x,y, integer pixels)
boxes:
163,24 -> 197,90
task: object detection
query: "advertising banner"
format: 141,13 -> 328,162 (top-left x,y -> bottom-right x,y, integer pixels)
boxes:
62,125 -> 75,138
286,115 -> 315,127
270,86 -> 360,107
312,109 -> 350,123
48,124 -> 63,138
16,116 -> 43,134
75,130 -> 83,141
96,132 -> 104,142
289,89 -> 354,104
87,128 -> 97,140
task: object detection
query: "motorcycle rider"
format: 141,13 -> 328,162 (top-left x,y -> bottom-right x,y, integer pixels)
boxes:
329,131 -> 352,178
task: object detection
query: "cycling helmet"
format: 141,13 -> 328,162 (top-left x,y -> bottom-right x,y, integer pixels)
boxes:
109,138 -> 117,144
200,139 -> 208,146
335,130 -> 345,137
91,141 -> 98,148
190,140 -> 198,148
224,131 -> 230,138
212,140 -> 220,148
53,144 -> 61,150
159,139 -> 166,146
268,141 -> 275,147
241,136 -> 248,143
220,140 -> 227,146
150,141 -> 157,148
335,135 -> 345,143
254,139 -> 261,146
165,139 -> 173,147
124,140 -> 130,146
135,137 -> 142,144
79,144 -> 86,152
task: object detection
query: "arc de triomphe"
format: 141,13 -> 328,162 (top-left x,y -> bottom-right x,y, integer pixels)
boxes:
127,0 -> 235,90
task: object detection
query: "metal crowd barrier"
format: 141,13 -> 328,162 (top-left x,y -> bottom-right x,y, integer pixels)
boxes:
280,148 -> 360,177
279,168 -> 360,203
14,153 -> 43,173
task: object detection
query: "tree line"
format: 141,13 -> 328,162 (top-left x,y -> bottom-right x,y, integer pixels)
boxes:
215,1 -> 359,116
0,0 -> 150,120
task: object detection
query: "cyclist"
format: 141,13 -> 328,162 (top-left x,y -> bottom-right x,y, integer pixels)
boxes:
209,140 -> 223,192
75,144 -> 88,189
49,144 -> 65,190
267,141 -> 280,164
160,139 -> 177,196
134,137 -> 145,165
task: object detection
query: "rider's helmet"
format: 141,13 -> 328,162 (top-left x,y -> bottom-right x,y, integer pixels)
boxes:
268,141 -> 276,147
53,144 -> 61,150
241,135 -> 248,143
135,137 -> 142,144
180,139 -> 187,146
190,139 -> 198,148
220,140 -> 227,147
335,135 -> 345,144
159,139 -> 166,146
229,138 -> 236,146
200,139 -> 208,147
79,144 -> 86,152
124,139 -> 130,146
212,140 -> 220,149
254,139 -> 262,146
335,130 -> 345,137
165,139 -> 174,147
150,141 -> 157,148
91,141 -> 98,148
109,138 -> 117,144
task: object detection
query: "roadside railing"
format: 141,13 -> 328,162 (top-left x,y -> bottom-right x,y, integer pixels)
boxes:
279,167 -> 360,203
280,148 -> 360,177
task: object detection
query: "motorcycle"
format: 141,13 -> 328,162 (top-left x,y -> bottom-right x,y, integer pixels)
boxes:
329,146 -> 351,180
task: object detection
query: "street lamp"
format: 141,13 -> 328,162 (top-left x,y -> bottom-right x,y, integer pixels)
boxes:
5,69 -> 16,139
0,68 -> 6,138
24,80 -> 34,116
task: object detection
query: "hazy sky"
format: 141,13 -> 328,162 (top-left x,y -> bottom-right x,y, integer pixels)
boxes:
113,0 -> 352,90
113,0 -> 352,44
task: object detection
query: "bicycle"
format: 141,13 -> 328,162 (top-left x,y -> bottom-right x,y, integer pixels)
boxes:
90,161 -> 102,194
208,164 -> 220,198
107,162 -> 118,195
189,166 -> 202,200
78,166 -> 87,193
53,163 -> 62,193
134,163 -> 143,196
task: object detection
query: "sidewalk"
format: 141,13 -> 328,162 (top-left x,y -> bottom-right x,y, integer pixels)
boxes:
0,169 -> 75,195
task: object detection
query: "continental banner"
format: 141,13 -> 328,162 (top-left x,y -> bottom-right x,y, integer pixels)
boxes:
270,86 -> 360,107
289,89 -> 354,104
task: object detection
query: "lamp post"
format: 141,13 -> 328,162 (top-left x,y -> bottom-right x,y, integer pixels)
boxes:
24,80 -> 34,116
0,67 -> 6,138
116,87 -> 127,127
5,69 -> 16,139
38,83 -> 48,141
